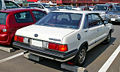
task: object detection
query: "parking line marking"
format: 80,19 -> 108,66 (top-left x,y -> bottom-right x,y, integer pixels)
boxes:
0,52 -> 24,63
98,45 -> 120,72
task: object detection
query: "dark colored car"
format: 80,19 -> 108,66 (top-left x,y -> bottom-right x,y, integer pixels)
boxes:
0,8 -> 46,45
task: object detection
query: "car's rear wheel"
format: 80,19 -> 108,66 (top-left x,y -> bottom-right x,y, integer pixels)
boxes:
103,32 -> 111,44
74,46 -> 87,66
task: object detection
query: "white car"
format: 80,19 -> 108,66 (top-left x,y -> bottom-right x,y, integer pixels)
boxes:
28,3 -> 50,13
0,0 -> 20,10
13,10 -> 113,66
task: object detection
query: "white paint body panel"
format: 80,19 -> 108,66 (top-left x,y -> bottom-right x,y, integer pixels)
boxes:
16,25 -> 75,44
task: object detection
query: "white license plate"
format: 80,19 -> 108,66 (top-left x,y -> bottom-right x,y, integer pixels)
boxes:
111,18 -> 116,21
31,39 -> 42,47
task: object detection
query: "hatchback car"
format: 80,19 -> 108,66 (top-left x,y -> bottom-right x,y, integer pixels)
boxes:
0,8 -> 46,45
13,10 -> 113,66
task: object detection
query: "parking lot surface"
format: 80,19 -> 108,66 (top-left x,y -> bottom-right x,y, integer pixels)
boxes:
0,25 -> 120,72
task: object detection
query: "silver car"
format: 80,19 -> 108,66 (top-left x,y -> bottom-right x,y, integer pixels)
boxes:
107,6 -> 120,23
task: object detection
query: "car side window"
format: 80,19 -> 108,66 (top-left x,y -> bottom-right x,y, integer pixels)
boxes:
32,11 -> 46,21
15,11 -> 33,23
87,14 -> 103,28
92,14 -> 103,25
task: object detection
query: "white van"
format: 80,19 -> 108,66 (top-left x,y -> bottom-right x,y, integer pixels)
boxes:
0,0 -> 20,10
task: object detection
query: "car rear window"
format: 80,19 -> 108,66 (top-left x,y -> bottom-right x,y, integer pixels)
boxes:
32,11 -> 46,21
14,11 -> 33,23
0,12 -> 8,25
36,12 -> 82,29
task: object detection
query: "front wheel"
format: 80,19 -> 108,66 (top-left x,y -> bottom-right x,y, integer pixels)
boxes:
74,46 -> 87,66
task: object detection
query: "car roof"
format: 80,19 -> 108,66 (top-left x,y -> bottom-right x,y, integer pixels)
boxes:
53,10 -> 99,14
0,8 -> 42,13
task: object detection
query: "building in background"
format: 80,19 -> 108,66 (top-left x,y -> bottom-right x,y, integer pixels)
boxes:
26,0 -> 120,6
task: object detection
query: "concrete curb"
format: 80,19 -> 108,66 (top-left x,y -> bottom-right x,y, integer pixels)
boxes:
61,63 -> 87,72
0,46 -> 15,53
24,53 -> 42,62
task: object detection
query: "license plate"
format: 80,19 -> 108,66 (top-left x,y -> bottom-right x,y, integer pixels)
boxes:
31,39 -> 42,47
111,18 -> 116,21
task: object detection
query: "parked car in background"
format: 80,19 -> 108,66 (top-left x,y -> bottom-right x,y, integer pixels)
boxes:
13,10 -> 113,66
107,6 -> 120,23
28,3 -> 50,13
93,3 -> 118,20
72,6 -> 89,11
89,6 -> 94,11
93,4 -> 111,20
47,6 -> 58,11
0,0 -> 20,10
0,8 -> 46,45
57,5 -> 72,10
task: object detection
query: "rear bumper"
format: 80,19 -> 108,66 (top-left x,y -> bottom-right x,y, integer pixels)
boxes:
0,34 -> 11,45
13,42 -> 78,62
0,34 -> 8,41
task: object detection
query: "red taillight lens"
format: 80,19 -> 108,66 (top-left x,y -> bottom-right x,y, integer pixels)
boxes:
14,35 -> 24,42
48,43 -> 68,52
58,45 -> 68,52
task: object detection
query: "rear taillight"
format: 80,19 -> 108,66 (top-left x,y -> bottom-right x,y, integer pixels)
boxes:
48,43 -> 68,52
0,29 -> 7,34
14,35 -> 24,42
2,29 -> 7,32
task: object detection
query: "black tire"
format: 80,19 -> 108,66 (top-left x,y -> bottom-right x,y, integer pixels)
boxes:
103,32 -> 111,44
74,46 -> 87,66
10,37 -> 20,50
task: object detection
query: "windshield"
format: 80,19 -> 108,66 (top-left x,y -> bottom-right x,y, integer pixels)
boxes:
58,6 -> 65,9
41,3 -> 50,8
116,7 -> 120,11
94,5 -> 108,11
29,4 -> 39,7
36,12 -> 82,29
5,1 -> 19,9
0,12 -> 8,25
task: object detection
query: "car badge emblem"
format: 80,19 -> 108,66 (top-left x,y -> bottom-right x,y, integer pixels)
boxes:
34,34 -> 38,37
